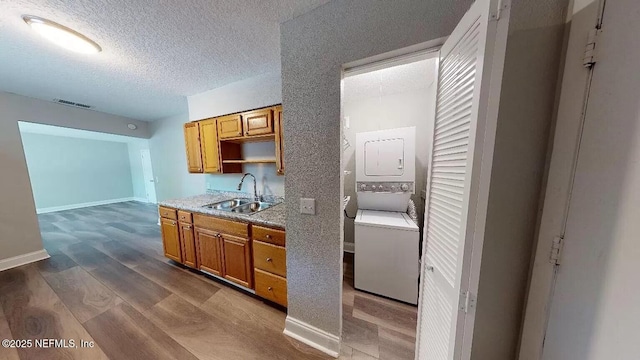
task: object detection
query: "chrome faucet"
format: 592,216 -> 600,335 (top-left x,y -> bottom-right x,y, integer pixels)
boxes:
237,173 -> 259,201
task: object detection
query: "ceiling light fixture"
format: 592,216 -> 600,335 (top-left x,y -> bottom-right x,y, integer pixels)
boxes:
127,124 -> 137,130
22,15 -> 101,54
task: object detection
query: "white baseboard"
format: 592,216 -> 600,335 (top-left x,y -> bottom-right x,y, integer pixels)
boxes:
132,197 -> 150,203
0,249 -> 50,272
284,316 -> 340,358
36,197 -> 138,214
344,242 -> 355,253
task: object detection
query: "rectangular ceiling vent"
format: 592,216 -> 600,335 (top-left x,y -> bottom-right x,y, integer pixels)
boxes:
53,98 -> 93,109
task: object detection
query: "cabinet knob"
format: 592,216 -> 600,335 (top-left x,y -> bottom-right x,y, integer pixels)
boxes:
245,131 -> 249,135
268,287 -> 273,291
172,221 -> 176,225
237,131 -> 242,135
266,257 -> 272,262
266,234 -> 272,239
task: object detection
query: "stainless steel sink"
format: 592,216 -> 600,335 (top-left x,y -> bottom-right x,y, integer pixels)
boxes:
231,202 -> 273,214
203,198 -> 252,210
202,198 -> 274,214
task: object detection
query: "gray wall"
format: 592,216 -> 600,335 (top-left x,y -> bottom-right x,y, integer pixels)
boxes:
149,113 -> 205,202
281,0 -> 471,336
470,0 -> 570,359
0,91 -> 148,262
21,133 -> 134,209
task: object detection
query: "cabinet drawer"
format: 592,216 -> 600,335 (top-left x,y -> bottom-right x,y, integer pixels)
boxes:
242,108 -> 273,136
252,225 -> 285,246
253,240 -> 286,277
193,214 -> 249,238
217,114 -> 243,139
159,206 -> 177,220
177,210 -> 192,223
255,269 -> 287,307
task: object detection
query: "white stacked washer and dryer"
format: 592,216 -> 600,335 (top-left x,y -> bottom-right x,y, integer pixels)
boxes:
354,126 -> 419,305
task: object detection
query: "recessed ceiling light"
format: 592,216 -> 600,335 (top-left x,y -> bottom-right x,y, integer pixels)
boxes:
22,15 -> 101,54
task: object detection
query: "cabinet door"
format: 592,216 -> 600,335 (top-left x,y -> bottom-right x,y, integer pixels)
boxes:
161,218 -> 182,263
274,106 -> 284,175
179,222 -> 197,268
199,119 -> 221,173
217,114 -> 243,139
242,108 -> 273,136
183,122 -> 203,173
195,228 -> 223,276
221,234 -> 253,289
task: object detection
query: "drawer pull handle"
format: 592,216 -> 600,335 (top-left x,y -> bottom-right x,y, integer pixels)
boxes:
266,257 -> 272,262
268,287 -> 273,291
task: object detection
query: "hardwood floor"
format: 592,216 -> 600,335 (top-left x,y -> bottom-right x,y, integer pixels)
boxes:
0,202 -> 417,360
341,253 -> 418,360
0,202 -> 328,360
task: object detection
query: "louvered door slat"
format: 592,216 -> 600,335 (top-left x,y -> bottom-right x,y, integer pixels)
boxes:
417,2 -> 494,358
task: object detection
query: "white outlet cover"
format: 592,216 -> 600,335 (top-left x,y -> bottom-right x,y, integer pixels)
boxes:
300,198 -> 316,215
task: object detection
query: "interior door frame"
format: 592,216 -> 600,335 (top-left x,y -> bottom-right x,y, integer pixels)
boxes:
140,148 -> 157,204
517,1 -> 606,359
339,37 -> 445,349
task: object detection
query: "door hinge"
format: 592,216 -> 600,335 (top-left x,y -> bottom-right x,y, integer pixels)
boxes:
459,291 -> 476,313
490,0 -> 510,21
549,236 -> 564,266
583,28 -> 602,68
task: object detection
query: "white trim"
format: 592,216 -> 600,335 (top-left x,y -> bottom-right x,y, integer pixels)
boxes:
132,197 -> 151,203
284,316 -> 340,358
0,249 -> 50,272
343,242 -> 355,253
36,197 -> 139,214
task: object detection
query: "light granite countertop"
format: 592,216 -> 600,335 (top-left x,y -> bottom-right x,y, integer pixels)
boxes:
158,192 -> 285,230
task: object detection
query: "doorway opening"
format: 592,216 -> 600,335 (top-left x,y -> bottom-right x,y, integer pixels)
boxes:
17,121 -> 157,215
340,50 -> 439,359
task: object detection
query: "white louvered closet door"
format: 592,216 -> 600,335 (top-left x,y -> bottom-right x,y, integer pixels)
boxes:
415,0 -> 509,359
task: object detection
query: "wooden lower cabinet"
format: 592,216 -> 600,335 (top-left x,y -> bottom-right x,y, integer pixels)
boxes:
221,234 -> 253,288
195,227 -> 223,276
255,269 -> 288,307
160,218 -> 182,263
179,222 -> 197,268
160,207 -> 286,306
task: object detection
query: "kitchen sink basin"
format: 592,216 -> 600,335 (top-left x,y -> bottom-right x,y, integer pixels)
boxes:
202,198 -> 274,214
231,202 -> 273,214
203,198 -> 253,210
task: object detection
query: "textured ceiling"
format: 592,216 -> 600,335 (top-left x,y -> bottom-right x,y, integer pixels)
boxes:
343,58 -> 437,105
0,0 -> 330,121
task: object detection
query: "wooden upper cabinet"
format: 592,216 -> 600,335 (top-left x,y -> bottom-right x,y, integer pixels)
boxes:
221,234 -> 253,289
199,119 -> 221,173
218,114 -> 243,139
161,217 -> 182,263
195,227 -> 223,276
242,108 -> 273,136
274,105 -> 284,175
184,122 -> 203,173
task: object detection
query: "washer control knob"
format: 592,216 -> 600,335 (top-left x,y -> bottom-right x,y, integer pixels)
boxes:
391,186 -> 397,192
401,184 -> 409,191
378,185 -> 384,191
360,184 -> 367,191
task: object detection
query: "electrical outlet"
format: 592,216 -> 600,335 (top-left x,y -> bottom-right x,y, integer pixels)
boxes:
300,198 -> 316,215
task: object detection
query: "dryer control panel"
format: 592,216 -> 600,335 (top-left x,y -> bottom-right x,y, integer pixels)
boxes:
357,182 -> 414,193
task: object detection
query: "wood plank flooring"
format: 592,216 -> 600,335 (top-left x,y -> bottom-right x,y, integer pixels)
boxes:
0,202 -> 417,360
341,253 -> 418,360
